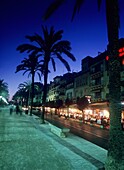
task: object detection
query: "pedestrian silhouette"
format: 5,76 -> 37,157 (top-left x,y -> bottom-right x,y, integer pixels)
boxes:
10,104 -> 14,115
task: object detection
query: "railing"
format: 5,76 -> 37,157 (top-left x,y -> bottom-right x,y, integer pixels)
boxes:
90,84 -> 103,91
91,71 -> 103,79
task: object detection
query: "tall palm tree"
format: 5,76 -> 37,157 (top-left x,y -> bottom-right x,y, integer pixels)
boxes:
18,81 -> 40,109
43,0 -> 124,169
12,88 -> 27,105
15,54 -> 43,115
16,26 -> 76,123
18,81 -> 32,108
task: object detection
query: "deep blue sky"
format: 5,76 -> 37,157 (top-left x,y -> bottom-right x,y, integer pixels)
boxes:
0,0 -> 124,100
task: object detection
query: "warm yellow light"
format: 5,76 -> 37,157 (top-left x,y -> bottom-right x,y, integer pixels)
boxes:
103,110 -> 109,118
84,109 -> 92,115
45,107 -> 51,111
51,108 -> 55,111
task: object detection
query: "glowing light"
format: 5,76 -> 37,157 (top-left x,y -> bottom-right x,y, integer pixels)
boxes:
106,47 -> 124,60
85,95 -> 91,103
103,110 -> 109,118
119,47 -> 124,57
84,109 -> 92,115
119,48 -> 123,53
0,96 -> 8,104
106,56 -> 109,61
122,59 -> 124,65
119,52 -> 124,57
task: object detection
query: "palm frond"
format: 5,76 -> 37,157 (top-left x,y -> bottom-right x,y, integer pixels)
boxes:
52,30 -> 63,44
18,81 -> 32,91
97,0 -> 102,11
17,44 -> 40,53
49,26 -> 55,37
51,58 -> 56,71
22,69 -> 31,76
56,53 -> 71,71
42,0 -> 66,20
37,72 -> 42,81
29,33 -> 44,47
25,35 -> 36,42
26,34 -> 45,50
71,0 -> 84,21
42,25 -> 49,43
61,49 -> 76,61
43,0 -> 103,22
52,40 -> 71,51
15,64 -> 25,73
27,72 -> 32,78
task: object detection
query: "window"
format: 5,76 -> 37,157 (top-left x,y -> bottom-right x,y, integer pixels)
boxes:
95,92 -> 101,99
95,77 -> 101,85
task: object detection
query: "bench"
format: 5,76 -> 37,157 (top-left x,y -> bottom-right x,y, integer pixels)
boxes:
49,123 -> 70,138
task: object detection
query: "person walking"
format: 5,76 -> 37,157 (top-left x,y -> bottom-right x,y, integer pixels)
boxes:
10,104 -> 14,115
19,105 -> 22,115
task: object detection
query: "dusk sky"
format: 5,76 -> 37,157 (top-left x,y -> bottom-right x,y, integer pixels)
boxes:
0,0 -> 124,100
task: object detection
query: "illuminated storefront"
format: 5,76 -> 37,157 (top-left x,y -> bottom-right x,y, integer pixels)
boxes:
45,100 -> 124,129
83,101 -> 124,128
59,106 -> 82,119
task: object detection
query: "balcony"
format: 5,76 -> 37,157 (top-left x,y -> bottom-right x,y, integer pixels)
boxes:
91,84 -> 103,91
91,71 -> 103,79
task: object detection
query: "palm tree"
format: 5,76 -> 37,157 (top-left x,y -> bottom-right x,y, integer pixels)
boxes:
18,81 -> 32,108
43,0 -> 124,169
76,96 -> 89,122
16,88 -> 26,106
15,53 -> 43,115
12,88 -> 26,105
18,81 -> 40,107
16,26 -> 76,123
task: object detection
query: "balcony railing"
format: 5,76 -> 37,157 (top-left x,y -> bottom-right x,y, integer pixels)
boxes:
91,84 -> 103,91
91,71 -> 103,79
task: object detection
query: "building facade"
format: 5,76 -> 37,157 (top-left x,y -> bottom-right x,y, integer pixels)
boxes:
47,38 -> 124,105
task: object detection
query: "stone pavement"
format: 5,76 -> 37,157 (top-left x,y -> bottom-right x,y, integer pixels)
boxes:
0,107 -> 107,170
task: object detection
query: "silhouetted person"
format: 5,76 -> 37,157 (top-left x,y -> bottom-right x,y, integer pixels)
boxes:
19,105 -> 22,115
16,104 -> 19,115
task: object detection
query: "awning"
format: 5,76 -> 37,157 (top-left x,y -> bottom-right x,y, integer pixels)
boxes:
89,101 -> 109,109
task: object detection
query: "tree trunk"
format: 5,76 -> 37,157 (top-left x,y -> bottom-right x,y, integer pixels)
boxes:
25,91 -> 29,114
41,61 -> 49,123
30,73 -> 35,116
105,0 -> 124,169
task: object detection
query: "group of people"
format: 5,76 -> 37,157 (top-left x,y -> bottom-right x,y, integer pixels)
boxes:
9,104 -> 22,115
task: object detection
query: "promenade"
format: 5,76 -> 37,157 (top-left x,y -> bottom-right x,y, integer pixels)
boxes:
0,107 -> 107,170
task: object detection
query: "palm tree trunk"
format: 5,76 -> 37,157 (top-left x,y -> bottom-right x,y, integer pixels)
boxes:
26,92 -> 28,108
26,89 -> 30,114
25,91 -> 29,114
41,61 -> 49,123
105,0 -> 124,169
30,72 -> 35,116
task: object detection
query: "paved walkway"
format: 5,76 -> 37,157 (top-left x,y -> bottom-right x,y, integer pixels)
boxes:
0,107 -> 107,170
